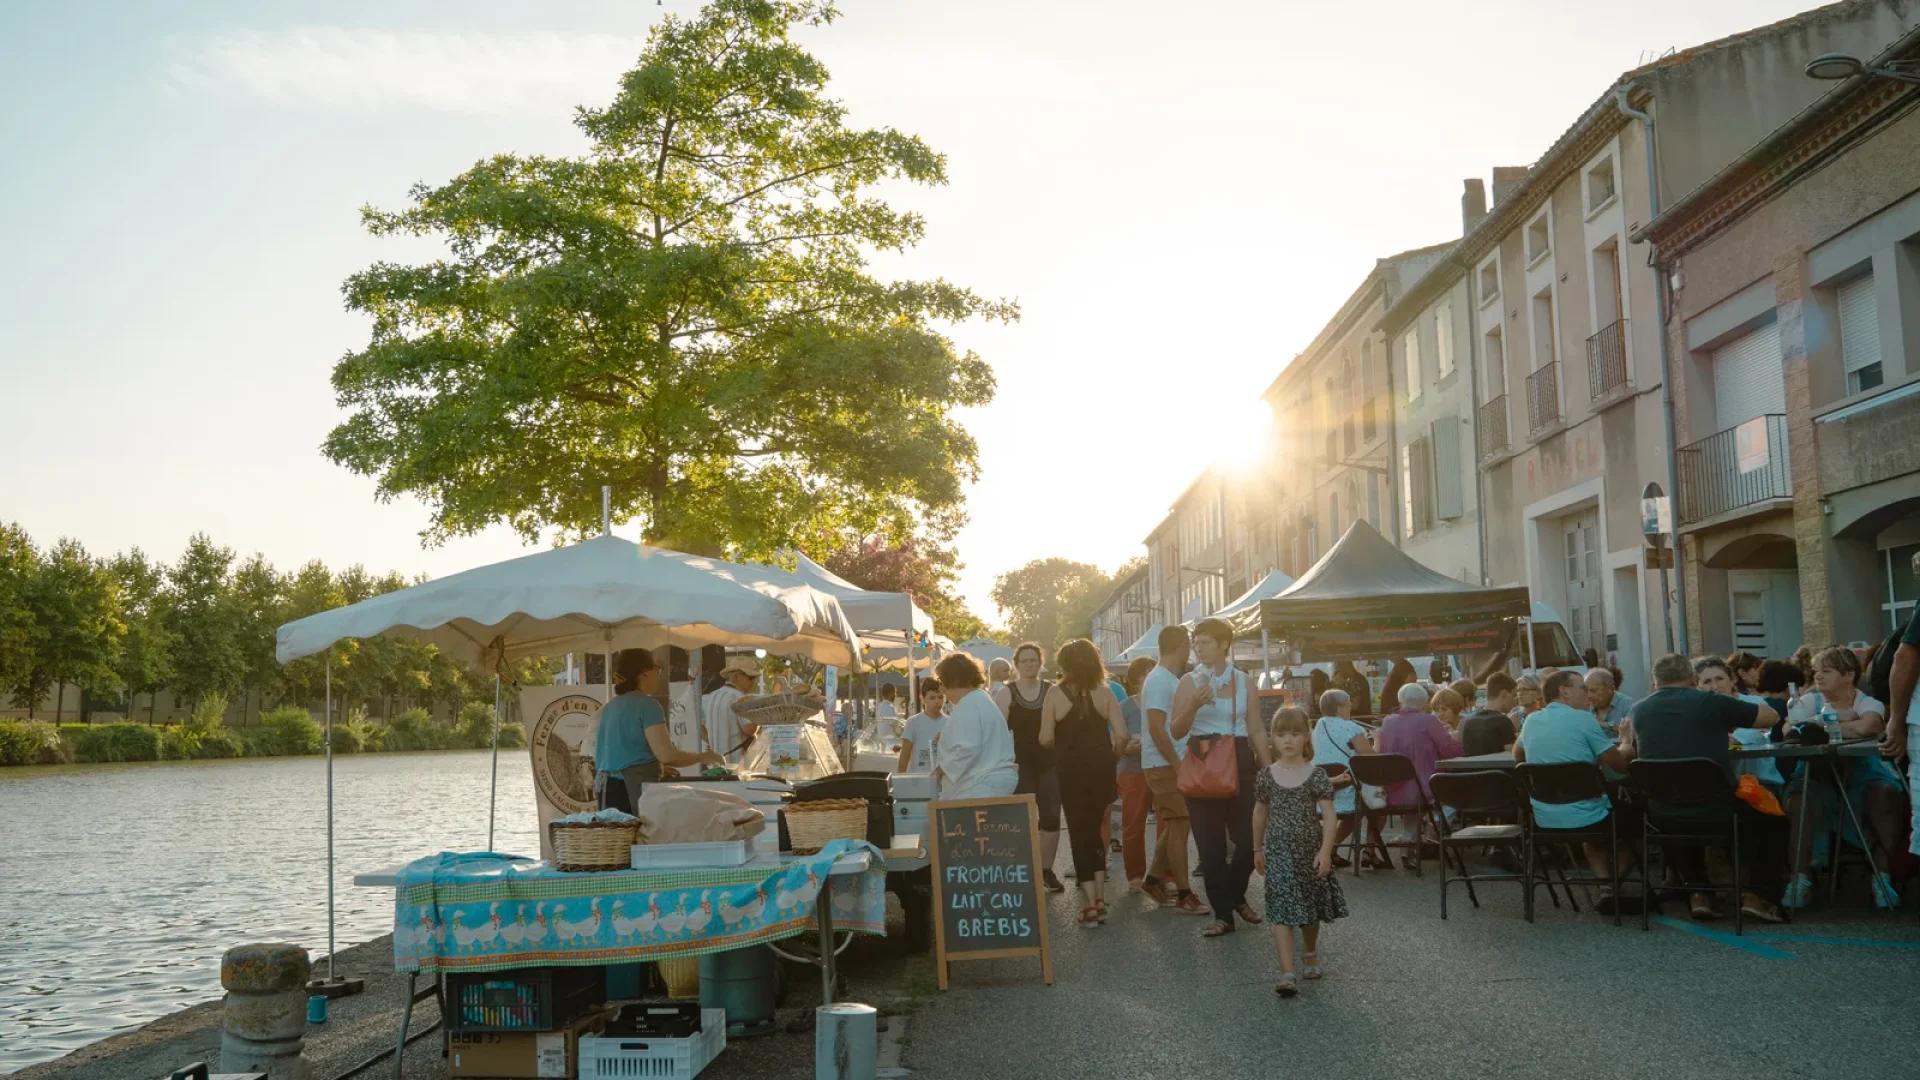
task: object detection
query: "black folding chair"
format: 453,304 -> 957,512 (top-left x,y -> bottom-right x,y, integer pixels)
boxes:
1517,762 -> 1633,927
1319,761 -> 1362,869
1628,758 -> 1746,935
1348,753 -> 1447,877
1429,770 -> 1538,921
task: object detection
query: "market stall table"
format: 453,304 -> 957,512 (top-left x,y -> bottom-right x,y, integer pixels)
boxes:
1432,739 -> 1889,908
354,833 -> 921,1080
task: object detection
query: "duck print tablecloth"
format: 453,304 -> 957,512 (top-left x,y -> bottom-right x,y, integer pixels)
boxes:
392,839 -> 887,973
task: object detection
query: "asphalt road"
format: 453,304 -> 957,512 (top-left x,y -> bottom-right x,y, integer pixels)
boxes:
905,834 -> 1920,1080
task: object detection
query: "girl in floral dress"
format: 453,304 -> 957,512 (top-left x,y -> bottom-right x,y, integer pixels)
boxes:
1252,707 -> 1349,997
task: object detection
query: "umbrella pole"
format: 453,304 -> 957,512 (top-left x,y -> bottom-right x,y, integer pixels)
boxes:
488,674 -> 501,852
324,655 -> 335,982
1261,630 -> 1272,686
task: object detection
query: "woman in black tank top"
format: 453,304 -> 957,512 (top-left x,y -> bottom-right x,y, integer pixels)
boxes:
996,642 -> 1065,890
1042,638 -> 1129,925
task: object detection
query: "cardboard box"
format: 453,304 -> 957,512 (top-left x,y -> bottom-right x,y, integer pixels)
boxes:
448,1008 -> 609,1079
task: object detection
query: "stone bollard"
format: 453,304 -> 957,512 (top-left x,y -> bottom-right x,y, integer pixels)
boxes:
220,944 -> 313,1080
815,1003 -> 877,1080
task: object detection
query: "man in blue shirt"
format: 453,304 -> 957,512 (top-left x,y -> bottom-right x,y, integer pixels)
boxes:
1584,668 -> 1634,735
596,649 -> 722,812
1517,670 -> 1632,905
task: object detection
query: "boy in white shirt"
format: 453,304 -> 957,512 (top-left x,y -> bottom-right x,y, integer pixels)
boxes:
897,678 -> 947,774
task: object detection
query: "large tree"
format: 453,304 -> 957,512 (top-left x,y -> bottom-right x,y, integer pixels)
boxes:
0,524 -> 40,709
26,538 -> 124,722
165,534 -> 244,707
230,554 -> 287,724
107,548 -> 177,722
991,558 -> 1110,650
325,0 -> 1010,560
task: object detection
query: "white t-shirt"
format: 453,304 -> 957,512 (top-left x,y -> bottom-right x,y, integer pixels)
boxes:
877,701 -> 900,721
1139,665 -> 1188,769
935,690 -> 1018,800
899,711 -> 946,774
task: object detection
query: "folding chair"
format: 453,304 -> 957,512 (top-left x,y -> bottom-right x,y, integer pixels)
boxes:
1348,753 -> 1446,877
1320,761 -> 1362,870
1517,762 -> 1634,927
1628,758 -> 1746,935
1429,770 -> 1537,921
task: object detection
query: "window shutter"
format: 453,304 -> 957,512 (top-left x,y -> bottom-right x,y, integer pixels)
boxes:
1711,322 -> 1786,432
1839,274 -> 1880,377
1432,418 -> 1464,519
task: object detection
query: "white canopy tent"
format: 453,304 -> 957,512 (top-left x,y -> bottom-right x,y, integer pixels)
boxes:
1119,623 -> 1165,661
1206,568 -> 1296,626
737,552 -> 945,709
959,638 -> 1014,667
274,533 -> 863,983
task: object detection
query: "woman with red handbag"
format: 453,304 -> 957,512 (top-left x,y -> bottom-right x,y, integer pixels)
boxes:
1174,618 -> 1272,938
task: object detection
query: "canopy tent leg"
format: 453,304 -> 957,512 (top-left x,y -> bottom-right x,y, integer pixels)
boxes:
325,655 -> 335,982
908,636 -> 918,715
488,674 -> 501,852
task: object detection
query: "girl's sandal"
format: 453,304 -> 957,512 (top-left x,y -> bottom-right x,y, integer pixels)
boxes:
1077,905 -> 1102,927
1236,903 -> 1264,925
1303,952 -> 1322,980
1274,974 -> 1298,998
1201,920 -> 1235,938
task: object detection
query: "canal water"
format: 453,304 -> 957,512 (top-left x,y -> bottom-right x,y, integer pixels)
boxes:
0,751 -> 541,1073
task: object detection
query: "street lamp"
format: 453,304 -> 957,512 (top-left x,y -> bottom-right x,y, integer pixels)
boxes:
1804,51 -> 1920,85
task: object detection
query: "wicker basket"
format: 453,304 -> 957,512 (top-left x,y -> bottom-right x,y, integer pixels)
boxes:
733,691 -> 822,729
550,819 -> 641,872
657,957 -> 701,1000
785,797 -> 868,855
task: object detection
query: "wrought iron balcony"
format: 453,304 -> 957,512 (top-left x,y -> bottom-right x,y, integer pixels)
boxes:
1477,395 -> 1509,460
1526,361 -> 1562,435
1676,414 -> 1792,524
1587,318 -> 1629,403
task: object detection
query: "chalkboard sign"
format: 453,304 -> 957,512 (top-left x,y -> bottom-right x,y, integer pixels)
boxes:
928,795 -> 1053,989
1257,689 -> 1288,733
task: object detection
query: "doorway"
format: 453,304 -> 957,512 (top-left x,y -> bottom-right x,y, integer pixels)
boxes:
1727,569 -> 1802,660
1564,513 -> 1603,660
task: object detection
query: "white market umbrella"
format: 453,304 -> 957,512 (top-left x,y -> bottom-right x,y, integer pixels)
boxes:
960,637 -> 1014,666
746,551 -> 941,707
275,534 -> 863,980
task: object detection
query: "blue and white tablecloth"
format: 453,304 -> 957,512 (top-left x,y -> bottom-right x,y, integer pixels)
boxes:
392,838 -> 886,974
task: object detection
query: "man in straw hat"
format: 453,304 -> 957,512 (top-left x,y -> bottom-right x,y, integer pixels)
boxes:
703,655 -> 762,764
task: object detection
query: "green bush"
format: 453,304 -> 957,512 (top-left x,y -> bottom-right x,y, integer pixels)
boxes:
159,696 -> 247,760
245,707 -> 323,757
497,721 -> 526,749
357,719 -> 392,752
457,702 -> 499,749
71,723 -> 161,763
386,707 -> 455,751
0,720 -> 68,765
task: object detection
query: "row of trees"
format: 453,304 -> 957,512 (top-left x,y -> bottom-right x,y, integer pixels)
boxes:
0,522 -> 1000,723
0,524 -> 520,723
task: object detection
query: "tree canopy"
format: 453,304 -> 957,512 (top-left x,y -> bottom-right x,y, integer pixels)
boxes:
326,0 -> 1011,561
991,558 -> 1113,650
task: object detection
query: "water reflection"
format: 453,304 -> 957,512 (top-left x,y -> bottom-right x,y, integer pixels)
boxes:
0,751 -> 539,1073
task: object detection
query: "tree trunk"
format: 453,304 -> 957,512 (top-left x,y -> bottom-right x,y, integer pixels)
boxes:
55,680 -> 65,725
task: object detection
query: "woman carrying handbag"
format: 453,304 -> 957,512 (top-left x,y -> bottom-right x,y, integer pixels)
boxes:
1174,618 -> 1272,938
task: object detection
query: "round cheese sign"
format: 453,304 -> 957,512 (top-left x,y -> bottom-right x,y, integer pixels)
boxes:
529,693 -> 603,815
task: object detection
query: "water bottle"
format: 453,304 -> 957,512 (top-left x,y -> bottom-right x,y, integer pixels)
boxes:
1819,700 -> 1841,743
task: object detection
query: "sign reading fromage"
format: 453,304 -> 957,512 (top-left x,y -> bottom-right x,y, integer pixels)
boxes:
928,795 -> 1053,989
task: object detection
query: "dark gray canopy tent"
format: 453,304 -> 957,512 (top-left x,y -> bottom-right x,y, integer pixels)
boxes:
1228,520 -> 1531,662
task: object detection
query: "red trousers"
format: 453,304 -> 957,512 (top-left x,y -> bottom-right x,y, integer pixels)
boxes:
1117,771 -> 1151,882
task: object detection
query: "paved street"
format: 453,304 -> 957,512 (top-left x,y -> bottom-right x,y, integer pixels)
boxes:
906,829 -> 1920,1080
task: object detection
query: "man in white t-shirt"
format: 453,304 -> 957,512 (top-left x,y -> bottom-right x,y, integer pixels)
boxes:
702,657 -> 760,763
896,678 -> 947,774
1140,625 -> 1205,914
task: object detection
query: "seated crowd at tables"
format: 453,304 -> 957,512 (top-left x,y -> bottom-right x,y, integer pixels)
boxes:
1307,631 -> 1920,922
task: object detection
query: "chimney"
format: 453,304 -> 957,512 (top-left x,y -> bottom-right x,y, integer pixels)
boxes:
1461,179 -> 1487,235
1491,166 -> 1529,208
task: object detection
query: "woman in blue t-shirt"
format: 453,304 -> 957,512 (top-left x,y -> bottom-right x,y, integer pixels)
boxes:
595,649 -> 724,813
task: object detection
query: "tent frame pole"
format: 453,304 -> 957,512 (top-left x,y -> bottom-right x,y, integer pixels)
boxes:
325,655 -> 335,981
488,673 -> 501,851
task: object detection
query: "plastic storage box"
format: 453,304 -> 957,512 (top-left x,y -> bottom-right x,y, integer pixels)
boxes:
578,1007 -> 727,1079
627,840 -> 752,870
443,967 -> 604,1032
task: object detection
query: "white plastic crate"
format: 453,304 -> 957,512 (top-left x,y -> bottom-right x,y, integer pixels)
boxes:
579,1008 -> 727,1080
627,840 -> 751,869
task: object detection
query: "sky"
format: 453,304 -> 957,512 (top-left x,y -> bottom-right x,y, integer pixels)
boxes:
0,0 -> 1826,624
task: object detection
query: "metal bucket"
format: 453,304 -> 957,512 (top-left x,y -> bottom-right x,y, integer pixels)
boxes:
699,945 -> 780,1037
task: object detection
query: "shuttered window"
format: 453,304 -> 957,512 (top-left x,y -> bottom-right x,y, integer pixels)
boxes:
1839,273 -> 1883,394
1712,321 -> 1786,434
1432,418 -> 1463,519
1437,304 -> 1455,378
1405,330 -> 1422,402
